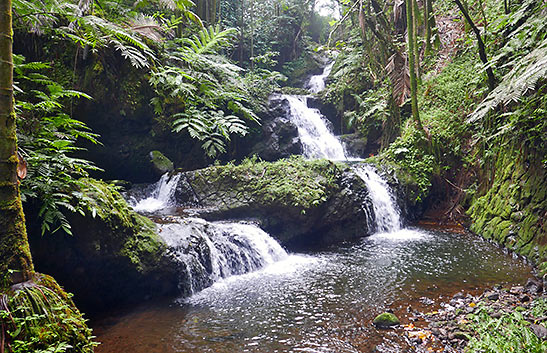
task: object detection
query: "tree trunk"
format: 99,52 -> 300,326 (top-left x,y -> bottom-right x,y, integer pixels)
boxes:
250,0 -> 254,69
424,0 -> 432,55
405,0 -> 423,130
412,0 -> 421,81
453,0 -> 496,91
0,0 -> 34,285
239,0 -> 245,65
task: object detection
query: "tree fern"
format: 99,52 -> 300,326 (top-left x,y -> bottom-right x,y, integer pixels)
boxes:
468,38 -> 547,123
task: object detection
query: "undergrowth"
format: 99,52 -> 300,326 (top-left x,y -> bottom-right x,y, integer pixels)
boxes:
466,298 -> 547,353
0,275 -> 96,353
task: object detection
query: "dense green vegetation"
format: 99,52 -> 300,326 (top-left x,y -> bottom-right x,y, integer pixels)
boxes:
1,0 -> 546,350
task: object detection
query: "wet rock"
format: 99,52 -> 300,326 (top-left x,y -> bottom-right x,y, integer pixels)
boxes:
373,312 -> 400,328
530,324 -> 547,340
339,133 -> 369,158
251,97 -> 303,161
449,331 -> 470,341
27,179 -> 179,313
490,312 -> 502,319
525,278 -> 543,294
172,159 -> 376,248
485,291 -> 500,301
453,292 -> 465,300
510,286 -> 524,295
149,150 -> 174,176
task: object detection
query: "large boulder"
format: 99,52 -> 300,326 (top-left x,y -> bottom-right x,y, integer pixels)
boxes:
251,96 -> 303,161
27,179 -> 179,313
173,157 -> 375,248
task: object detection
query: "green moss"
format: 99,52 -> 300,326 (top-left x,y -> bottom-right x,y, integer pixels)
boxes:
78,178 -> 134,230
193,156 -> 341,212
373,312 -> 400,328
119,215 -> 165,273
468,145 -> 546,271
149,150 -> 174,173
1,273 -> 96,352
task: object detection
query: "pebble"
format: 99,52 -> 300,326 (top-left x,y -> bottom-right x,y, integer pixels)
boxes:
530,324 -> 547,339
420,278 -> 546,352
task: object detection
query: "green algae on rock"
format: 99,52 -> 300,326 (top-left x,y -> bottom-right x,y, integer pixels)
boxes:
373,312 -> 400,328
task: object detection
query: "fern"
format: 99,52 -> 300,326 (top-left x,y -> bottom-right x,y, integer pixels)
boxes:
181,25 -> 237,56
469,38 -> 547,123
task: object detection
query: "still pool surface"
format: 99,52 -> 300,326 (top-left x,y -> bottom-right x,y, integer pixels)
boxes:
93,227 -> 532,353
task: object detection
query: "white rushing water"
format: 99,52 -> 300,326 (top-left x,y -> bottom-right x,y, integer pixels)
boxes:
307,61 -> 335,93
354,165 -> 401,233
159,218 -> 289,295
283,95 -> 347,160
282,61 -> 350,160
130,172 -> 294,295
132,173 -> 181,212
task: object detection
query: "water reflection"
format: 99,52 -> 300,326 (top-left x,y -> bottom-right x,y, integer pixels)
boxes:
94,228 -> 531,353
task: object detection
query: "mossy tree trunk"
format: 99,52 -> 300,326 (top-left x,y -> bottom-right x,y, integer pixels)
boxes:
0,0 -> 34,285
405,0 -> 423,131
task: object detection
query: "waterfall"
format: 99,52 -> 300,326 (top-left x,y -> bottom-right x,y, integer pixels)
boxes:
132,173 -> 181,213
159,218 -> 288,295
280,61 -> 349,160
307,62 -> 335,93
282,95 -> 347,160
353,165 -> 401,233
129,173 -> 290,296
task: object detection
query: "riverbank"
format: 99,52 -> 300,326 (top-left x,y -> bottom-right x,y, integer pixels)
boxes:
402,277 -> 547,352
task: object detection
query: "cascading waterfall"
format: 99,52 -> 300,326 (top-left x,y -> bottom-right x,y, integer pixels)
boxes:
129,174 -> 290,295
132,173 -> 181,212
280,61 -> 403,233
280,61 -> 349,160
307,61 -> 335,93
160,218 -> 288,295
353,165 -> 401,233
283,95 -> 347,160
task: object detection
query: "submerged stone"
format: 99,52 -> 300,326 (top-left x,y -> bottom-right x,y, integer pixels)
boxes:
373,312 -> 400,328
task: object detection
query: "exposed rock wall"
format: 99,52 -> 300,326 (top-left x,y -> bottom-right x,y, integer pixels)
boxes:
468,146 -> 547,274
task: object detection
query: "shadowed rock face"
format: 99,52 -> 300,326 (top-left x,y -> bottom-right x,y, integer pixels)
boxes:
27,180 -> 179,313
173,159 -> 376,249
251,96 -> 304,161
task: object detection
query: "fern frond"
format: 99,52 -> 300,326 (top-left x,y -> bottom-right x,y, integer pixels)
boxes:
469,38 -> 547,123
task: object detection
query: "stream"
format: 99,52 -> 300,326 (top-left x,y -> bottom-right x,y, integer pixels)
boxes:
93,63 -> 533,352
94,226 -> 531,353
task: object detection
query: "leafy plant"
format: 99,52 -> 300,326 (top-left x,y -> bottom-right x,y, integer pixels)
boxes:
0,278 -> 96,353
14,55 -> 101,235
150,25 -> 261,158
466,299 -> 547,353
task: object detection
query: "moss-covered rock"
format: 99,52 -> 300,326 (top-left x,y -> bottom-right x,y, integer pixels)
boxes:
373,312 -> 400,328
27,179 -> 179,313
1,273 -> 96,352
150,150 -> 174,176
173,156 -> 375,248
468,146 -> 547,274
